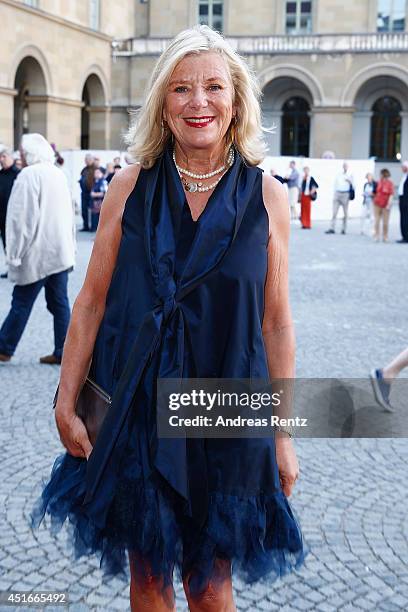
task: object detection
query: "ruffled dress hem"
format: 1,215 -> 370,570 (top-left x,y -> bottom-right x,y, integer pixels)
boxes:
30,452 -> 309,597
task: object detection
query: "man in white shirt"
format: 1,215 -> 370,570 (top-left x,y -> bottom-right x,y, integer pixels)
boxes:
285,160 -> 300,220
325,161 -> 354,235
0,133 -> 76,364
397,161 -> 408,243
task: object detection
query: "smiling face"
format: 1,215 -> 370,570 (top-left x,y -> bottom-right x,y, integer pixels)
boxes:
163,51 -> 236,157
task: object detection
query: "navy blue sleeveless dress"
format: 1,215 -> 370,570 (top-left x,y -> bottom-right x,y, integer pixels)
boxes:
31,143 -> 309,595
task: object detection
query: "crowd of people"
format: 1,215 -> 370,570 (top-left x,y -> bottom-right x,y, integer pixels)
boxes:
270,158 -> 408,243
357,163 -> 408,243
78,154 -> 122,232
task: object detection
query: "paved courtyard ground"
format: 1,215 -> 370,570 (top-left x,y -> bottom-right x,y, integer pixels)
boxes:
0,214 -> 407,611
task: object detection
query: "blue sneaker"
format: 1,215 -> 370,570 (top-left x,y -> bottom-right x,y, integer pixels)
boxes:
369,368 -> 394,412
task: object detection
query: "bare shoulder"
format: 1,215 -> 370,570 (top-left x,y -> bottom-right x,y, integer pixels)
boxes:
107,163 -> 142,200
261,173 -> 290,238
95,163 -> 142,227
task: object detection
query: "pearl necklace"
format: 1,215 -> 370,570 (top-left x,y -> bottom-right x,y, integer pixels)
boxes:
174,147 -> 235,193
173,147 -> 234,179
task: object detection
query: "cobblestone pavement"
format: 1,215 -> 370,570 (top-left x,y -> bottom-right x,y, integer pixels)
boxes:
0,215 -> 407,611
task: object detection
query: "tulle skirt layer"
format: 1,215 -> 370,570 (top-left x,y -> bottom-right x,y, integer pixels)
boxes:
30,450 -> 309,597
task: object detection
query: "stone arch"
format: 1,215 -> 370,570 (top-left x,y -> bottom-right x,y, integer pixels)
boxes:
261,72 -> 316,156
258,64 -> 324,107
349,69 -> 408,160
354,77 -> 408,113
342,63 -> 408,108
11,48 -> 51,149
9,44 -> 53,93
80,67 -> 109,149
79,64 -> 109,104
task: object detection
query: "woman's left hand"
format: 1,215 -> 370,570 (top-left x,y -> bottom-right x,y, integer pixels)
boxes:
275,435 -> 300,497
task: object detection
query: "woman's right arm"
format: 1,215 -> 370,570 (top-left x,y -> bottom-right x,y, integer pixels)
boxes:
55,164 -> 141,459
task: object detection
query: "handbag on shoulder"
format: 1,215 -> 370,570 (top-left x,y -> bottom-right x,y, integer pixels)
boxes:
52,378 -> 111,447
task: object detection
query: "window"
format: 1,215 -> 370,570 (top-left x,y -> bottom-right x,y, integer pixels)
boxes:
24,0 -> 38,6
285,1 -> 313,34
370,97 -> 401,161
198,1 -> 223,32
281,97 -> 310,157
89,0 -> 100,30
377,0 -> 406,32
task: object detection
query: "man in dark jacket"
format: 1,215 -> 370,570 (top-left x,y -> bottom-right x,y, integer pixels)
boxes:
397,161 -> 408,243
0,146 -> 20,278
79,153 -> 96,231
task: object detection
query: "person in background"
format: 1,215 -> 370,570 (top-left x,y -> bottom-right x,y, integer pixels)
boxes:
397,160 -> 408,243
93,156 -> 106,175
270,168 -> 285,184
370,346 -> 408,412
113,156 -> 121,166
285,160 -> 300,220
79,154 -> 95,232
105,162 -> 115,184
0,133 -> 75,364
373,168 -> 394,243
0,145 -> 20,278
90,167 -> 108,231
14,155 -> 22,170
360,172 -> 376,236
300,166 -> 318,229
325,161 -> 354,235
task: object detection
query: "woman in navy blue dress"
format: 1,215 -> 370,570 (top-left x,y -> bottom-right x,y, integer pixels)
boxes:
31,25 -> 308,611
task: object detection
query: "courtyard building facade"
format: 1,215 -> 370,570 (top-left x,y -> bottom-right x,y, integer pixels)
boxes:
1,0 -> 408,169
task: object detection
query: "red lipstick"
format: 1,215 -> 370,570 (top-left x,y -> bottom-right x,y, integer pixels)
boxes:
183,116 -> 215,128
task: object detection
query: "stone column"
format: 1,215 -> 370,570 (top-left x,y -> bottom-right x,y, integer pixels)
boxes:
87,106 -> 110,149
351,111 -> 372,159
311,107 -> 354,159
0,87 -> 16,147
46,98 -> 82,150
110,106 -> 130,150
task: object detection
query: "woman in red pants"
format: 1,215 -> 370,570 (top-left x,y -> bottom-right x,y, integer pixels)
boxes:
300,166 -> 318,229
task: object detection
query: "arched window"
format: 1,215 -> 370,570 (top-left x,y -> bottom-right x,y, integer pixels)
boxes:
370,96 -> 401,161
281,97 -> 310,157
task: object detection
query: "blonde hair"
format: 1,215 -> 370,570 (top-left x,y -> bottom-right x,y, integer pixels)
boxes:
124,25 -> 268,168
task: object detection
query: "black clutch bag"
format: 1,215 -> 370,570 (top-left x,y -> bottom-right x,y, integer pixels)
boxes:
52,377 -> 111,447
